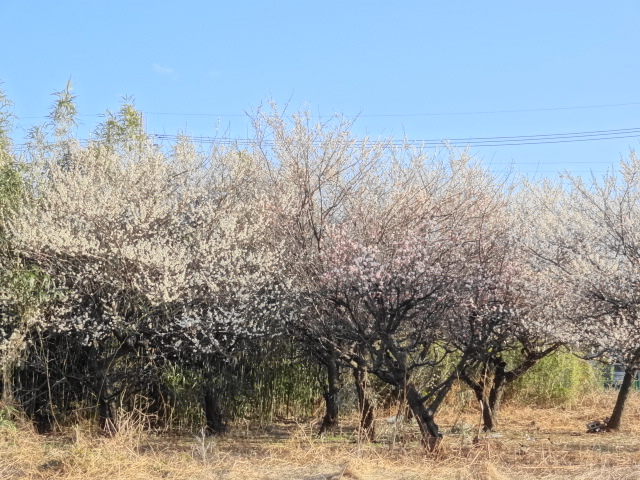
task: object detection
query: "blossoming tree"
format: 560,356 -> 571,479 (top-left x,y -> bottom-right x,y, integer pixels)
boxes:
252,107 -> 386,436
445,184 -> 562,432
315,154 -> 499,449
524,155 -> 640,430
8,122 -> 288,432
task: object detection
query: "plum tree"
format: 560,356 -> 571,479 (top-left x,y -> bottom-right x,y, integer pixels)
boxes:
524,155 -> 640,431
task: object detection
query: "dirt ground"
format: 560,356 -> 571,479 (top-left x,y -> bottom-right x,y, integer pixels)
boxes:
1,391 -> 640,479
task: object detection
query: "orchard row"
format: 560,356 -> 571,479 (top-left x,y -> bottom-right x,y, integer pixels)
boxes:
0,88 -> 638,448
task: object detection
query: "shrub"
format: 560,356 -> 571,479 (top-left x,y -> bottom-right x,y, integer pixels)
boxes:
506,350 -> 599,407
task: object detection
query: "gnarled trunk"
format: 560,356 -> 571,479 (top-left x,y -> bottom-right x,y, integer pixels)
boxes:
353,368 -> 375,441
91,341 -> 137,435
462,348 -> 557,432
606,368 -> 637,431
318,356 -> 340,435
404,383 -> 442,451
467,374 -> 506,432
374,365 -> 449,451
98,390 -> 117,435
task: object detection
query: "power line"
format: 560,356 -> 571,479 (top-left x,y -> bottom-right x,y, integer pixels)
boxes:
9,126 -> 640,153
143,127 -> 640,148
413,127 -> 640,142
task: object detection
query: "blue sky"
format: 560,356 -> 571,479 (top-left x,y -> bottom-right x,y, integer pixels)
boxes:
2,1 -> 639,178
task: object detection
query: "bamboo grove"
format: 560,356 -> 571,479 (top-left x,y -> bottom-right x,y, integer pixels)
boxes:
1,85 -> 639,449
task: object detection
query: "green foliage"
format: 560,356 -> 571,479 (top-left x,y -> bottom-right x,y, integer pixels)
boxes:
0,163 -> 22,213
215,338 -> 322,423
160,365 -> 206,431
0,85 -> 14,161
48,79 -> 77,140
94,97 -> 146,150
505,350 -> 599,407
0,404 -> 18,430
23,81 -> 79,164
4,266 -> 62,317
157,338 -> 321,432
0,160 -> 23,244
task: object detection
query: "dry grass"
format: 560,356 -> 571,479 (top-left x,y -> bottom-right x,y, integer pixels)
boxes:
2,391 -> 640,479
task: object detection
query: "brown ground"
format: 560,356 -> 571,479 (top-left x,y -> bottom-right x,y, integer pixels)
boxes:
1,391 -> 640,479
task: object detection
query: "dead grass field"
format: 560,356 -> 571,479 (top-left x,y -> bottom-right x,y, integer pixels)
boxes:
2,391 -> 640,479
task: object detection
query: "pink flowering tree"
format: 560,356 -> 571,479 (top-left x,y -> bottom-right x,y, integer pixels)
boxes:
312,155 -> 502,449
317,221 -> 462,448
447,237 -> 562,432
432,178 -> 563,432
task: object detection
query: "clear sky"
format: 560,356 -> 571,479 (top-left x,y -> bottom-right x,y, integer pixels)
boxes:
2,1 -> 639,178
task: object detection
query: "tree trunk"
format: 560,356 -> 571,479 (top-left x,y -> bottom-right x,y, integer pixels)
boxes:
98,392 -> 117,435
606,368 -> 637,431
96,369 -> 117,435
1,364 -> 13,405
470,383 -> 507,432
318,356 -> 340,435
90,351 -> 118,435
487,376 -> 506,429
31,375 -> 54,434
405,384 -> 442,451
463,352 -> 545,432
202,365 -> 228,435
476,396 -> 494,432
203,386 -> 227,435
353,368 -> 375,441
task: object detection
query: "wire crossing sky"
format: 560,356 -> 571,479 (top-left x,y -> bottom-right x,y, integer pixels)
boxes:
2,1 -> 639,178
